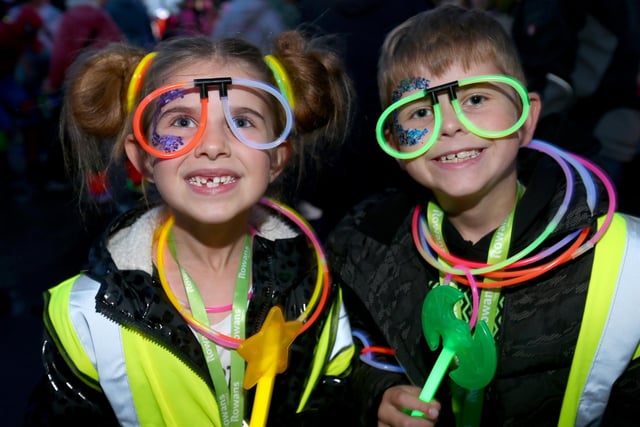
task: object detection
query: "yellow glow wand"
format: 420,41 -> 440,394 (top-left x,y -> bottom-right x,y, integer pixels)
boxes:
236,306 -> 303,427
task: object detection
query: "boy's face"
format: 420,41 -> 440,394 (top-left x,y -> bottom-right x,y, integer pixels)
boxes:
385,61 -> 540,211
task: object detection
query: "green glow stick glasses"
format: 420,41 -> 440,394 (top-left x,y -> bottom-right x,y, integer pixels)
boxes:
376,75 -> 530,160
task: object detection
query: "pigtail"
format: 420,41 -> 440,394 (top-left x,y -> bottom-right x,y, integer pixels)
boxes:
267,31 -> 355,200
61,43 -> 146,205
271,31 -> 354,145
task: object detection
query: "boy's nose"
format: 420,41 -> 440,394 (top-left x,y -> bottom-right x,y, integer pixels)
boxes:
438,99 -> 464,136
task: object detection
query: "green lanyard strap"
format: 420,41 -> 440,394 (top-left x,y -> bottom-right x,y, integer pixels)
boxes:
425,186 -> 521,426
168,231 -> 252,427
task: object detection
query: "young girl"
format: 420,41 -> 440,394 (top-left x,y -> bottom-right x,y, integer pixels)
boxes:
26,32 -> 356,426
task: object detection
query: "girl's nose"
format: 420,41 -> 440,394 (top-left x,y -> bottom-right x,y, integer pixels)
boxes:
193,120 -> 232,159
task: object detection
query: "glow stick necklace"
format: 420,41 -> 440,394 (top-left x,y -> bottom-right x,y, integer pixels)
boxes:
156,198 -> 331,349
412,140 -> 617,288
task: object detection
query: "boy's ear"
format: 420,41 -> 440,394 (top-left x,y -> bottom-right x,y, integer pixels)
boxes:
124,133 -> 155,183
519,91 -> 542,147
384,128 -> 407,171
269,140 -> 291,182
383,127 -> 396,149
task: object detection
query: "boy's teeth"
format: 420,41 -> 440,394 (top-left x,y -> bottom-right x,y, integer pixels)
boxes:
188,176 -> 236,187
439,150 -> 481,163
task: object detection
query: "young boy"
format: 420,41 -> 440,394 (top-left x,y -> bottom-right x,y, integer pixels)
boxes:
326,5 -> 640,426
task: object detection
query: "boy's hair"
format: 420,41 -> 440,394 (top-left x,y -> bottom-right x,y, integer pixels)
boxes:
377,4 -> 526,109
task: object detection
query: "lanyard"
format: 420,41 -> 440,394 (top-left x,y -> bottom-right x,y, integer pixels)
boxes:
168,231 -> 252,427
425,183 -> 521,426
426,200 -> 514,330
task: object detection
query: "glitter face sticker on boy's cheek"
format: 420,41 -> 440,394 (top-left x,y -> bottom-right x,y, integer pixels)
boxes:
152,89 -> 187,153
394,121 -> 429,147
392,77 -> 431,147
391,77 -> 430,102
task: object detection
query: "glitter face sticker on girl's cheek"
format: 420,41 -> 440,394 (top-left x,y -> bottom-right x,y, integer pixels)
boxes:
152,89 -> 187,153
392,78 -> 430,147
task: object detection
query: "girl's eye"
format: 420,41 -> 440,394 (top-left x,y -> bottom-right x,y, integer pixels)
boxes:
233,116 -> 253,129
172,116 -> 197,128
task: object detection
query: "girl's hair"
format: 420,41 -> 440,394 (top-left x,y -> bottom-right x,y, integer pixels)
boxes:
377,4 -> 526,109
62,31 -> 354,205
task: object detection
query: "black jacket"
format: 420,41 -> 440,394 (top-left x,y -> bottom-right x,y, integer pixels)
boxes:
326,149 -> 640,426
26,206 -> 356,426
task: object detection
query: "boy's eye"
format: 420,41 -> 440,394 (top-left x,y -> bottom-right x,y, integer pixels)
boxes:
458,91 -> 491,108
462,93 -> 488,107
396,99 -> 434,123
412,107 -> 433,119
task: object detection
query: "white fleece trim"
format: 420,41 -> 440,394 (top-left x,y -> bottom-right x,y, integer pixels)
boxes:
250,205 -> 297,240
107,207 -> 163,275
106,205 -> 298,273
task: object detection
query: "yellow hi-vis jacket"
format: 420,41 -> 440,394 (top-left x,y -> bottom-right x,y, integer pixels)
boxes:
45,275 -> 354,427
559,213 -> 640,426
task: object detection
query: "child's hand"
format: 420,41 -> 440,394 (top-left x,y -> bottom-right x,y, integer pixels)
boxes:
377,385 -> 441,426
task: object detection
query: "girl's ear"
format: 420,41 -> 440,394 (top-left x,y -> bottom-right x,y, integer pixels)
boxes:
269,140 -> 291,182
124,133 -> 155,183
519,91 -> 542,147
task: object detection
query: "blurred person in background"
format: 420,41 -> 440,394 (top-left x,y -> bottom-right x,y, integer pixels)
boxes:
42,0 -> 123,190
211,0 -> 288,53
511,0 -> 640,196
4,0 -> 63,191
45,0 -> 123,94
0,6 -> 43,193
162,0 -> 217,38
106,0 -> 156,49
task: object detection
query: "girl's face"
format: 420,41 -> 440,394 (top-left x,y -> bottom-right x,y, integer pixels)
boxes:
126,59 -> 290,227
387,61 -> 540,211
